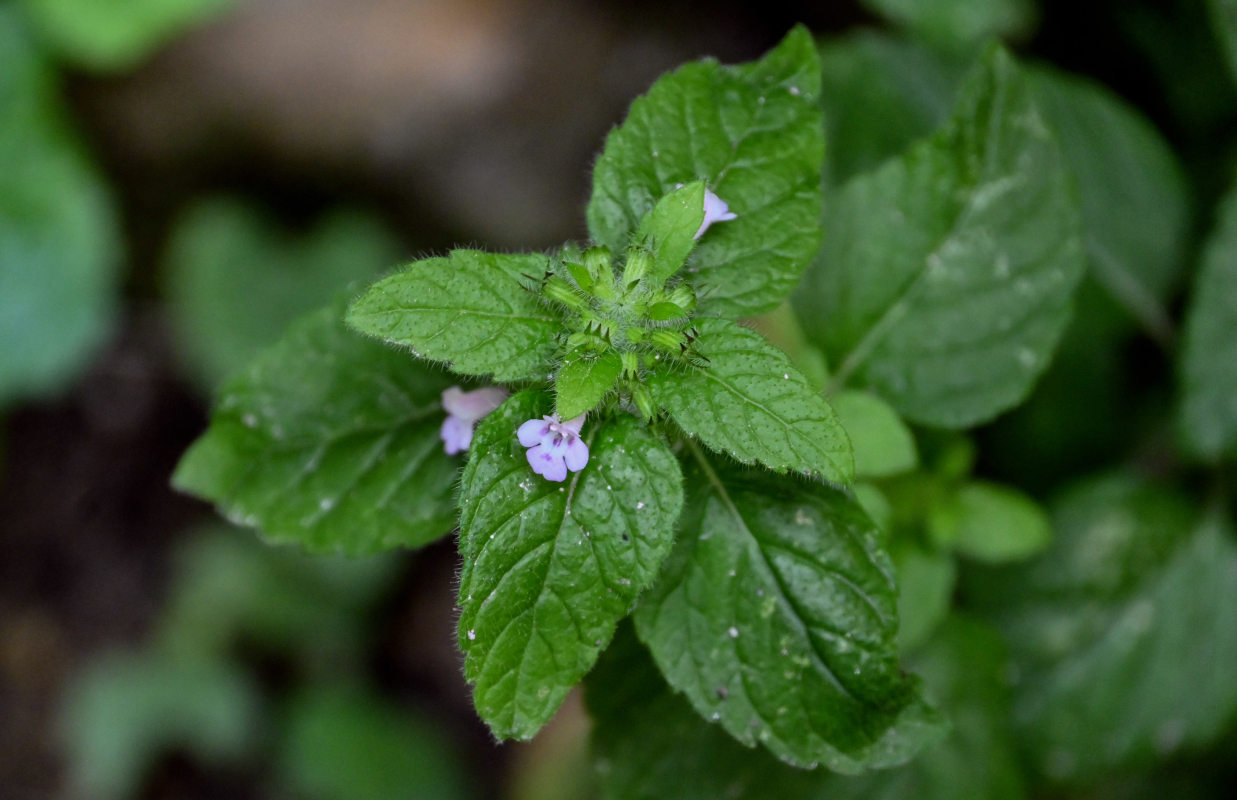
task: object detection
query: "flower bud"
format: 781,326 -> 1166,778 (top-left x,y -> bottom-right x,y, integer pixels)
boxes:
667,284 -> 697,312
622,247 -> 652,289
631,384 -> 656,421
649,329 -> 687,353
544,276 -> 585,311
620,351 -> 640,377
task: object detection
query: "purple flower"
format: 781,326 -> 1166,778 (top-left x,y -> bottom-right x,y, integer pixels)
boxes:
517,414 -> 589,482
440,386 -> 508,455
694,188 -> 738,239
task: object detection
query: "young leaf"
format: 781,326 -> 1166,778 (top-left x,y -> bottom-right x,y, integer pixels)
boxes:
634,447 -> 944,772
0,10 -> 120,406
648,317 -> 853,484
829,390 -> 917,478
587,623 -> 821,800
346,249 -> 559,382
929,481 -> 1051,563
457,392 -> 683,740
968,475 -> 1237,781
555,350 -> 622,421
173,302 -> 459,555
633,181 -> 705,285
1179,184 -> 1237,461
799,45 -> 1084,428
1029,66 -> 1189,345
588,26 -> 824,317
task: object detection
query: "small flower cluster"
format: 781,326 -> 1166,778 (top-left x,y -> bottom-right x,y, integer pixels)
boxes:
440,386 -> 507,454
439,188 -> 735,482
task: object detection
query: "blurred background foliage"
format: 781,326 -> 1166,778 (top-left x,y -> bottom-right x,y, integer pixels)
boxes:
2,0 -> 1236,798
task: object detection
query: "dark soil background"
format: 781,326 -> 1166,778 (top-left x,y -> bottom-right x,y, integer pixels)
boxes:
0,0 -> 1215,797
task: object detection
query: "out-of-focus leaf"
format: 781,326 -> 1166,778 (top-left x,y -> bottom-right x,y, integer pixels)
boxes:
858,0 -> 1037,50
0,9 -> 119,406
19,0 -> 236,71
60,651 -> 260,800
1029,66 -> 1189,344
159,525 -> 398,663
968,475 -> 1237,781
892,543 -> 956,653
1209,0 -> 1237,82
1179,183 -> 1237,461
830,390 -> 917,478
799,45 -> 1085,428
930,480 -> 1052,563
164,199 -> 400,390
278,687 -> 471,800
817,31 -> 964,186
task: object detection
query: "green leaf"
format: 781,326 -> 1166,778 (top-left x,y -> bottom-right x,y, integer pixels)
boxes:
457,391 -> 683,740
649,317 -> 853,484
555,350 -> 622,421
587,622 -> 821,800
814,617 -> 1027,800
0,9 -> 119,406
60,650 -> 260,800
173,301 -> 459,555
278,687 -> 470,800
817,31 -> 964,186
19,0 -> 236,71
633,181 -> 705,285
858,0 -> 1038,50
164,198 -> 399,389
892,543 -> 956,654
1210,0 -> 1237,83
929,481 -> 1051,563
830,390 -> 917,478
634,446 -> 944,772
346,249 -> 559,382
1179,184 -> 1237,461
799,44 -> 1085,428
159,525 -> 398,663
588,26 -> 824,317
1028,66 -> 1189,344
968,475 -> 1237,781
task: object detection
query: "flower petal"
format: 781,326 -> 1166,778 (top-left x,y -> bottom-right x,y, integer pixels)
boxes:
518,417 -> 551,447
441,415 -> 473,455
444,385 -> 509,423
527,444 -> 567,482
441,386 -> 467,416
563,437 -> 589,472
561,413 -> 587,435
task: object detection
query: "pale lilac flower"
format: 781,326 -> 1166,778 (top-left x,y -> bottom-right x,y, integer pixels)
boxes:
694,188 -> 738,239
517,414 -> 589,482
441,386 -> 508,455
